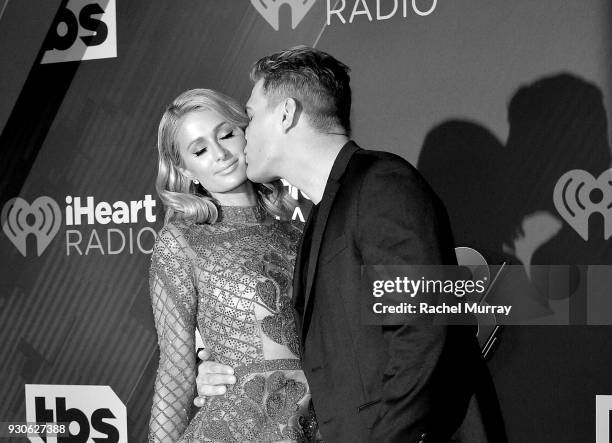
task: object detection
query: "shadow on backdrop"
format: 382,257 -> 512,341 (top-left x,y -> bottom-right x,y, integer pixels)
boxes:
419,73 -> 612,443
419,120 -> 506,261
501,73 -> 612,268
418,121 -> 508,443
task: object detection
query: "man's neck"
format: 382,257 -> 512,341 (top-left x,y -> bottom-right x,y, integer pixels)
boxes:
282,133 -> 349,205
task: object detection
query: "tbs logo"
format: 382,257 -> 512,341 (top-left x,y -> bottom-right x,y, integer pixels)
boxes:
596,395 -> 612,443
25,385 -> 127,443
42,0 -> 117,64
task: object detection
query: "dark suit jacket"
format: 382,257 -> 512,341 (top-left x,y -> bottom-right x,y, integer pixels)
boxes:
293,142 -> 505,443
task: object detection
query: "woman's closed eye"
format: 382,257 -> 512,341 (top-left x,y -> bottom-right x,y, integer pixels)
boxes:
219,130 -> 235,140
194,146 -> 207,156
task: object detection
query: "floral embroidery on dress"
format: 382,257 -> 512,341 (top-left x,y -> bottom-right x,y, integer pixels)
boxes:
258,260 -> 301,358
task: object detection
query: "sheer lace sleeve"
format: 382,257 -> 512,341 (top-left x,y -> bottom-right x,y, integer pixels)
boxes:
148,224 -> 198,442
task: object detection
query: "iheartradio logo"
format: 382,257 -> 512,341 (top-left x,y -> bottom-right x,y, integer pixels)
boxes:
1,197 -> 62,257
1,195 -> 157,257
553,169 -> 612,241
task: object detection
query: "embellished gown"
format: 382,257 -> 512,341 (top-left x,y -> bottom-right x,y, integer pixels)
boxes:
148,205 -> 319,442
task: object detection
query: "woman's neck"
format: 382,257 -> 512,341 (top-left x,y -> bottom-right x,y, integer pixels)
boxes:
211,181 -> 258,207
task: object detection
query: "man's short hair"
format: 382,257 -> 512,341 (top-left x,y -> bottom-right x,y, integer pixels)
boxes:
250,46 -> 352,134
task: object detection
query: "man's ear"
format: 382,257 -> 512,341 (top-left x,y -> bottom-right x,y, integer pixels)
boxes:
280,98 -> 298,132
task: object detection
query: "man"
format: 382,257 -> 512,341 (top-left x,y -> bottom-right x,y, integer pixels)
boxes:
195,46 -> 505,442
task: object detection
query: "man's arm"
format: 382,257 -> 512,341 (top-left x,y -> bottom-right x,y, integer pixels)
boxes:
356,158 -> 467,442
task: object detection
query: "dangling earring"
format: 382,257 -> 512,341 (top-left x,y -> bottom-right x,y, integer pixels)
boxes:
193,179 -> 199,185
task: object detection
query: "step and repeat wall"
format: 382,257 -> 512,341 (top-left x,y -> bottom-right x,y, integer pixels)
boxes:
1,1 -> 611,441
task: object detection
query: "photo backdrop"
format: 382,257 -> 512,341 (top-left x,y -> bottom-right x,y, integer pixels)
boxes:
1,1 -> 611,441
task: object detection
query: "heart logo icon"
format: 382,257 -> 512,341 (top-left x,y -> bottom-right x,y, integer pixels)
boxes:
250,0 -> 317,31
1,196 -> 62,256
553,168 -> 612,240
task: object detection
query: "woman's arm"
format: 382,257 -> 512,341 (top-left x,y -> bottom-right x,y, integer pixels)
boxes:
148,224 -> 198,442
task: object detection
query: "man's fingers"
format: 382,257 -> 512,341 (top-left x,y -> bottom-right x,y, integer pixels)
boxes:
198,361 -> 234,375
194,358 -> 235,399
197,348 -> 211,361
197,372 -> 236,386
197,384 -> 228,397
193,396 -> 206,408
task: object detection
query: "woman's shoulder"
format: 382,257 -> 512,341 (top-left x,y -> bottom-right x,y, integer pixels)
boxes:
287,217 -> 305,234
270,216 -> 303,231
156,219 -> 188,242
155,218 -> 227,255
269,217 -> 304,246
153,219 -> 198,255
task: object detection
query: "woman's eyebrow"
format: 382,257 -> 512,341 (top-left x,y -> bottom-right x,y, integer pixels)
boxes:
185,122 -> 228,151
186,136 -> 205,152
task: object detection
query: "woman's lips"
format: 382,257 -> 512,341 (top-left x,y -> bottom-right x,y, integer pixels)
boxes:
216,158 -> 238,175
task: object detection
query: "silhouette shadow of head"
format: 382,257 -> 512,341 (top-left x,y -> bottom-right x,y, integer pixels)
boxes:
502,73 -> 612,266
418,119 -> 506,261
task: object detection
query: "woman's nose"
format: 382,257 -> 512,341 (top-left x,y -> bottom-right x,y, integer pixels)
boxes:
213,144 -> 230,161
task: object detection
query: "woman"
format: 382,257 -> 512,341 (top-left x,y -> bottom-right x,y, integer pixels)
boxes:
149,89 -> 319,442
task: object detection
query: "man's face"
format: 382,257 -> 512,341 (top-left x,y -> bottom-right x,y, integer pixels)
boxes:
244,79 -> 281,183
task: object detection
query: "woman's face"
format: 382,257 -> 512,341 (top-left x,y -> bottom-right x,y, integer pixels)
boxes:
176,109 -> 249,200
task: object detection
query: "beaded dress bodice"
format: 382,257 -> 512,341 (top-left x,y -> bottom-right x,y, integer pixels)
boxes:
149,206 -> 319,442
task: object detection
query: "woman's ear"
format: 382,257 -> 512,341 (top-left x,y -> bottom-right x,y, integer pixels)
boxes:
178,166 -> 193,181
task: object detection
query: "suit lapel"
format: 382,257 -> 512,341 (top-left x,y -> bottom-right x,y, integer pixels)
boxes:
300,141 -> 361,343
302,180 -> 340,321
292,204 -> 315,310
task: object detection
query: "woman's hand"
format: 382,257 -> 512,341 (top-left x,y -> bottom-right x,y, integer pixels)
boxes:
193,348 -> 237,407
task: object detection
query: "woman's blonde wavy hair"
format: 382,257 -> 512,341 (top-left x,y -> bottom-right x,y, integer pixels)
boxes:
156,88 -> 295,224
